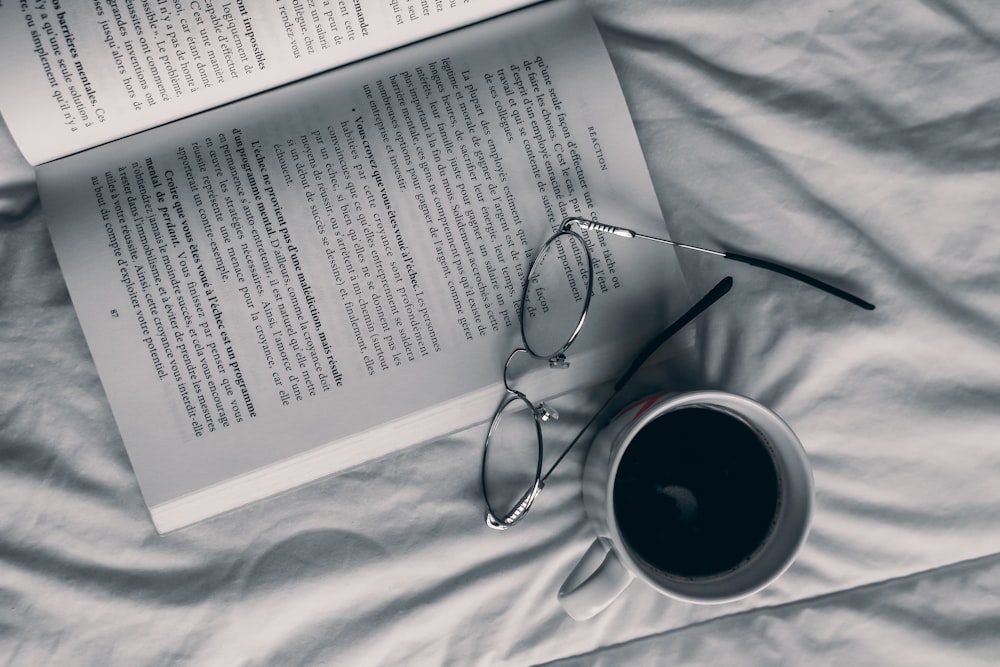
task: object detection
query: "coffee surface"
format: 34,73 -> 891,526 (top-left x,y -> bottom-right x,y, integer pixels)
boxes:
613,406 -> 779,579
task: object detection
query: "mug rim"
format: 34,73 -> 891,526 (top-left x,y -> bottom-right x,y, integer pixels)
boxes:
602,390 -> 814,604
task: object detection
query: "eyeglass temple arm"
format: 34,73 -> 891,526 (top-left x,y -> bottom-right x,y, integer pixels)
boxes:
567,217 -> 875,311
613,276 -> 732,392
541,276 -> 733,483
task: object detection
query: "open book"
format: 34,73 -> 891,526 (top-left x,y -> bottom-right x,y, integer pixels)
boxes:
0,0 -> 685,533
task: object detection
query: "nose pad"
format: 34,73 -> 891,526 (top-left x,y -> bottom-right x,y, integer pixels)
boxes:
548,354 -> 569,369
535,402 -> 559,423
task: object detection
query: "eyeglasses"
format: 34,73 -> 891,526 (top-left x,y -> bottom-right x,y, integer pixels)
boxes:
480,216 -> 874,530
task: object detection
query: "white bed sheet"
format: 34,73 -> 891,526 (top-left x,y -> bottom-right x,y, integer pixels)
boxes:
3,0 -> 999,664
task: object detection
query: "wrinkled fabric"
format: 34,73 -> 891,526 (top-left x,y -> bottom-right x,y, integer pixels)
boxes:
2,1 -> 999,664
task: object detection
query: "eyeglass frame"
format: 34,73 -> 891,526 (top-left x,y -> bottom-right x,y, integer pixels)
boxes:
480,215 -> 874,530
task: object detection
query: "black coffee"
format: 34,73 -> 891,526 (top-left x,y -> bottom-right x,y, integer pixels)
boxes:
613,406 -> 780,579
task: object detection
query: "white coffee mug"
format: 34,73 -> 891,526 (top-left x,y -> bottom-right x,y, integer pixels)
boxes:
557,390 -> 813,620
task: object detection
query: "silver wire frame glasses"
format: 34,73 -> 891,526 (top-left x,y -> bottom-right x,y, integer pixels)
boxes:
480,216 -> 874,530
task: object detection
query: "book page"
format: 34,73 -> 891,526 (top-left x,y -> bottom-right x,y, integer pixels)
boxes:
0,0 -> 537,166
38,0 -> 686,531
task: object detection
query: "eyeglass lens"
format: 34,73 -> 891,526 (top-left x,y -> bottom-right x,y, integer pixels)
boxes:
519,229 -> 593,360
481,392 -> 544,525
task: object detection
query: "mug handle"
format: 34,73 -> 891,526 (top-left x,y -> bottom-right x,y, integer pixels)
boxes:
557,538 -> 634,620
